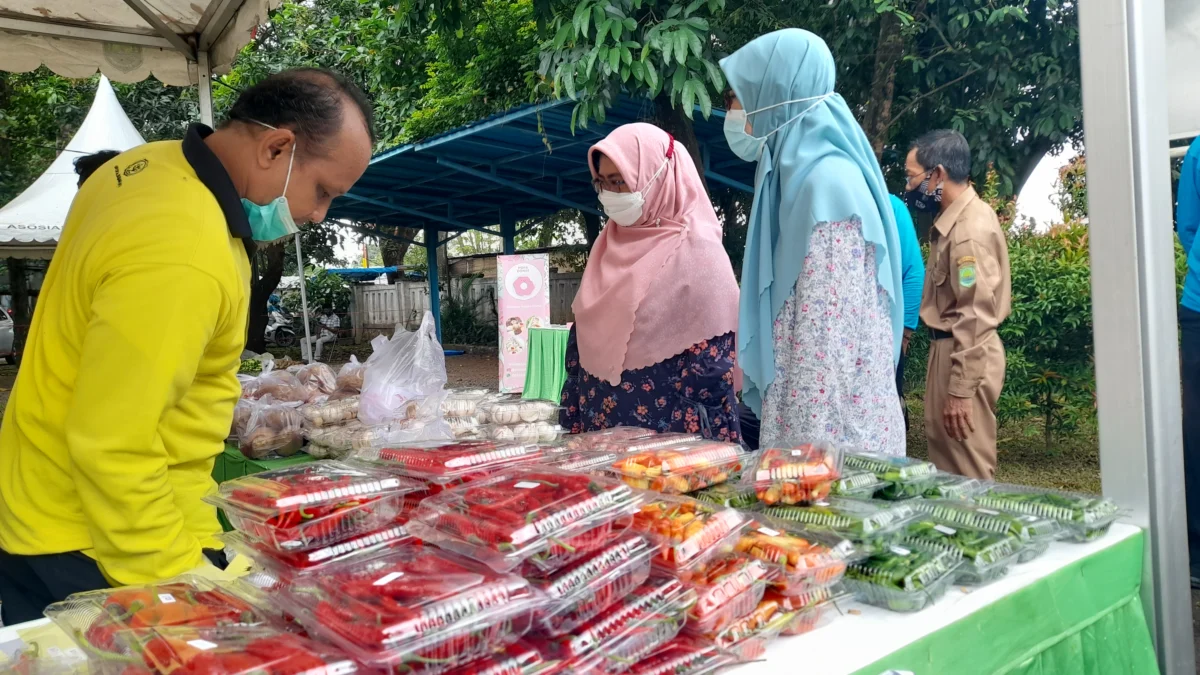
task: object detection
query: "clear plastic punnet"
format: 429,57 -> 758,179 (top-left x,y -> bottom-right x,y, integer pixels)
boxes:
353,440 -> 546,487
734,519 -> 857,595
608,442 -> 745,494
543,576 -> 697,675
408,468 -> 641,573
843,545 -> 958,612
485,421 -> 565,444
921,473 -> 984,500
972,482 -> 1122,542
677,555 -> 775,635
106,625 -> 358,675
558,428 -> 660,453
771,585 -> 851,637
204,462 -> 421,552
441,639 -> 558,675
442,387 -> 492,417
46,576 -> 270,657
219,525 -> 415,580
842,452 -> 939,500
531,534 -> 657,637
298,395 -> 360,428
692,482 -> 759,510
914,499 -> 1063,562
277,547 -> 542,671
703,591 -> 802,662
476,399 -> 560,424
902,519 -> 1021,585
547,451 -> 623,474
750,444 -> 843,506
763,497 -> 920,543
627,636 -> 734,675
829,471 -> 885,499
599,433 -> 703,455
630,494 -> 750,572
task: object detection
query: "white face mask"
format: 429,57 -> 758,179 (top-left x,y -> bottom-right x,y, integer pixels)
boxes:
723,93 -> 833,162
597,155 -> 671,227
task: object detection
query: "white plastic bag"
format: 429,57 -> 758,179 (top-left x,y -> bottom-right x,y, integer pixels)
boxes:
358,312 -> 448,426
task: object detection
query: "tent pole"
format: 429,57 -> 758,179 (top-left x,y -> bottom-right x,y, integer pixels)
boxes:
1079,0 -> 1194,672
197,51 -> 214,127
500,206 -> 516,255
294,234 -> 314,363
425,227 -> 441,342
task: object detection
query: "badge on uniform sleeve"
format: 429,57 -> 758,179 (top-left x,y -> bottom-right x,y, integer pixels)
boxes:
957,256 -> 977,288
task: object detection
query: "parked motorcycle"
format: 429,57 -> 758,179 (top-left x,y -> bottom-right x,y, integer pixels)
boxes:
265,309 -> 297,348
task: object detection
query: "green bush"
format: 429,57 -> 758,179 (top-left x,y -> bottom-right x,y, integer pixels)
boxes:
441,277 -> 498,346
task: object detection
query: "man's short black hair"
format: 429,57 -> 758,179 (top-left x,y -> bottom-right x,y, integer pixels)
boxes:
74,150 -> 121,188
910,129 -> 971,183
224,68 -> 376,156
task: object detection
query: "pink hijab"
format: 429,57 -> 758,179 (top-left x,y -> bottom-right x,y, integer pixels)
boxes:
572,123 -> 740,385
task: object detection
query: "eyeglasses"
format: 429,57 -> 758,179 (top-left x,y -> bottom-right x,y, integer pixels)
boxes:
592,177 -> 629,193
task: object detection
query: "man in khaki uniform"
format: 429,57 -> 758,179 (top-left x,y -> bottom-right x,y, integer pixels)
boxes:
904,130 -> 1012,479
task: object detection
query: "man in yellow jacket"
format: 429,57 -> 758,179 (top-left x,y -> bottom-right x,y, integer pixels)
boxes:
0,68 -> 373,623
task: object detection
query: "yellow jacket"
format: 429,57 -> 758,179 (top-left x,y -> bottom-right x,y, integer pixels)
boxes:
0,125 -> 252,584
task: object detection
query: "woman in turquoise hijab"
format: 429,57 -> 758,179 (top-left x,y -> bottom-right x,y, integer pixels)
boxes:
721,28 -> 906,455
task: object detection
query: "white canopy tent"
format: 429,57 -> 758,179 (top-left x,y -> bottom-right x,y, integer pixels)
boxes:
0,75 -> 146,259
0,0 -> 314,357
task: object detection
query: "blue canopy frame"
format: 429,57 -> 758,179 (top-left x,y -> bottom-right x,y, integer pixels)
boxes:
327,96 -> 756,340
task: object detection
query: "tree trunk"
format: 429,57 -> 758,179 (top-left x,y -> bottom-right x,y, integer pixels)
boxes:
861,10 -> 905,158
583,211 -> 602,248
1011,136 -> 1056,198
7,258 -> 29,334
537,218 -> 556,248
246,243 -> 287,354
380,229 -> 416,282
653,94 -> 706,194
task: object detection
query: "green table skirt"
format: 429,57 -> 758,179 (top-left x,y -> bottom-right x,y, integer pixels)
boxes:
523,327 -> 570,402
852,529 -> 1158,675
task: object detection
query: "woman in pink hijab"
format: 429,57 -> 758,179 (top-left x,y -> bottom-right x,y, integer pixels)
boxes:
559,123 -> 742,441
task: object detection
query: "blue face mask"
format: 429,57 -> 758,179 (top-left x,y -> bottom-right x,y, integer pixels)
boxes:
241,121 -> 300,243
723,93 -> 832,162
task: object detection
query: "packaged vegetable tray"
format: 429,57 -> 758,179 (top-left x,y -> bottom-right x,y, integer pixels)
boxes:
104,626 -> 358,675
627,636 -> 733,675
608,441 -> 744,494
902,520 -> 1020,585
692,482 -> 759,510
544,576 -> 697,675
354,440 -> 545,487
601,433 -> 703,454
46,576 -> 270,656
531,534 -> 657,637
477,399 -> 559,424
278,547 -> 541,672
441,640 -> 558,675
630,494 -> 750,572
547,451 -> 622,474
915,499 -> 1062,562
843,453 -> 939,500
678,554 -> 774,635
220,524 -> 415,580
922,473 -> 984,500
751,444 -> 842,505
205,462 -> 420,552
770,585 -> 850,637
763,497 -> 918,544
408,468 -> 640,574
843,544 -> 958,612
972,483 -> 1122,542
829,470 -> 885,498
557,428 -> 659,453
734,519 -> 856,594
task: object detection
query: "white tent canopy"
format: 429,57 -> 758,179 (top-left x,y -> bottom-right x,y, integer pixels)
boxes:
0,75 -> 145,258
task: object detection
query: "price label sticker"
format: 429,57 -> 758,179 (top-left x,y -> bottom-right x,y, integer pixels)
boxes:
934,525 -> 957,536
187,640 -> 219,651
514,481 -> 541,489
757,527 -> 781,537
977,508 -> 1001,516
889,545 -> 911,556
373,571 -> 405,586
158,594 -> 176,604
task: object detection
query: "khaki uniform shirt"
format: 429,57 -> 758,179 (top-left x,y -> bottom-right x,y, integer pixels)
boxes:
919,186 -> 1012,398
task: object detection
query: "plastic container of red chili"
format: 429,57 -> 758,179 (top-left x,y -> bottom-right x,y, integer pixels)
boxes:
440,639 -> 559,675
554,428 -> 661,453
531,534 -> 657,637
46,576 -> 271,658
219,524 -> 416,580
627,636 -> 734,675
277,547 -> 542,672
676,554 -> 775,635
630,494 -> 750,573
353,439 -> 546,487
102,625 -> 358,675
408,467 -> 641,574
540,576 -> 697,675
204,461 -> 420,552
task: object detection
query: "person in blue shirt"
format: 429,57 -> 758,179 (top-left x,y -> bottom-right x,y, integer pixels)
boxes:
890,194 -> 926,430
1175,136 -> 1200,586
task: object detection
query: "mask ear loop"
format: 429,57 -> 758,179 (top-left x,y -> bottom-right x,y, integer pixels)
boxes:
281,142 -> 296,199
743,93 -> 833,140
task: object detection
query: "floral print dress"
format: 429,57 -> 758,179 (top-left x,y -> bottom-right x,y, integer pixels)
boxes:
559,328 -> 742,443
760,217 -> 905,455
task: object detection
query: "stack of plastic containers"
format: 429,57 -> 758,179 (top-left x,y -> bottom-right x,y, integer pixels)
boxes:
900,518 -> 1022,585
101,626 -> 359,674
607,441 -> 745,494
921,472 -> 984,500
971,483 -> 1122,542
914,499 -> 1063,562
476,399 -> 564,443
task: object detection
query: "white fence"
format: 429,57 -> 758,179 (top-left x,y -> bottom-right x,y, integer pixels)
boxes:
352,273 -> 582,341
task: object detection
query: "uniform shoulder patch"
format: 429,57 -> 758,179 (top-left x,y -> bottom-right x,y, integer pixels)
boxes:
957,257 -> 977,288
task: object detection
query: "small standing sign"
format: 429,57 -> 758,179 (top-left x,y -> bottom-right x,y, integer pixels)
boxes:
496,253 -> 550,393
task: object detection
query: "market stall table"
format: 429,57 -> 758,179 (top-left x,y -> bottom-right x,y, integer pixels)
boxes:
523,325 -> 570,402
734,522 -> 1155,675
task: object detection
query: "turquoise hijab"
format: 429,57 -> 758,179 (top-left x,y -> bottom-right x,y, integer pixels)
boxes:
721,28 -> 904,416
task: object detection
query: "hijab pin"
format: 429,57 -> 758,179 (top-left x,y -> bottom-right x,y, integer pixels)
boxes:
665,133 -> 675,159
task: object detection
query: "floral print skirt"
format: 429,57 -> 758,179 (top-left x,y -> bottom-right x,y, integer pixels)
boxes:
760,218 -> 906,455
559,327 -> 742,443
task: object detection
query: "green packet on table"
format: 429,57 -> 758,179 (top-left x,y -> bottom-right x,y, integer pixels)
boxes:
842,453 -> 938,500
971,483 -> 1121,543
921,473 -> 984,500
843,544 -> 958,612
901,520 -> 1021,585
763,497 -> 918,542
693,482 -> 759,510
829,471 -> 885,499
914,499 -> 1063,563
